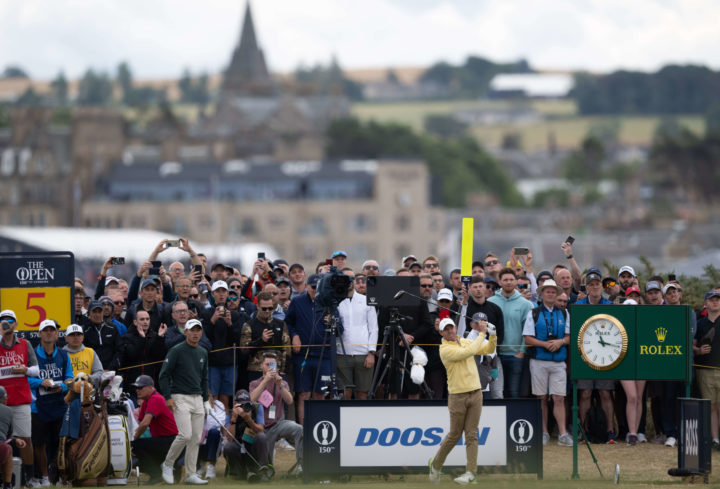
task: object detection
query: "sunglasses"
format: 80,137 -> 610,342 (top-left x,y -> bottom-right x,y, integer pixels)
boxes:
113,301 -> 125,305
485,284 -> 498,290
485,260 -> 499,266
424,263 -> 438,268
604,281 -> 616,287
364,265 -> 379,270
260,306 -> 274,311
227,296 -> 239,301
420,284 -> 433,288
189,294 -> 199,299
230,285 -> 241,290
355,277 -> 366,282
518,284 -> 528,290
174,309 -> 189,314
0,318 -> 16,324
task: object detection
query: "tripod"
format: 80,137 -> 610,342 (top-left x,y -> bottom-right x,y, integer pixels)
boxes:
312,307 -> 354,399
368,307 -> 433,399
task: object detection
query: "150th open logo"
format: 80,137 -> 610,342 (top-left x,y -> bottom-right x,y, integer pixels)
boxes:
15,260 -> 56,285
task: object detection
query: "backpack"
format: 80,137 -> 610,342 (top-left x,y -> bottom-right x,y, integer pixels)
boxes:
584,390 -> 608,444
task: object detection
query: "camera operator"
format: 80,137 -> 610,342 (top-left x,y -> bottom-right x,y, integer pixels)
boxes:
223,390 -> 272,482
377,285 -> 433,399
337,269 -> 378,400
419,274 -> 446,399
240,291 -> 290,385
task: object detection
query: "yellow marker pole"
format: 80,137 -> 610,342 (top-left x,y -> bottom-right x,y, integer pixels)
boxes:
461,218 -> 474,286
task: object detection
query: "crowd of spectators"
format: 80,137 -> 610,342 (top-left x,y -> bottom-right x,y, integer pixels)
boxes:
1,236 -> 719,485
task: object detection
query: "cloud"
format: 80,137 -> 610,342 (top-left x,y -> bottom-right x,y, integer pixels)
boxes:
0,0 -> 719,80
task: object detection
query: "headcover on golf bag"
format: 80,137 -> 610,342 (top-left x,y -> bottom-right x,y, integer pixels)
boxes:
57,372 -> 112,485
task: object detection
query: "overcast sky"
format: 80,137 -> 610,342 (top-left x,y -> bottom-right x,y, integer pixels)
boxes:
1,0 -> 719,80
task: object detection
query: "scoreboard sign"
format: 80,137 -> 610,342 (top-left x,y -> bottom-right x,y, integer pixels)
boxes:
0,252 -> 74,337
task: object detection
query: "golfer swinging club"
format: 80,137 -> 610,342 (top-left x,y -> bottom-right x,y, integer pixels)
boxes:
429,314 -> 497,485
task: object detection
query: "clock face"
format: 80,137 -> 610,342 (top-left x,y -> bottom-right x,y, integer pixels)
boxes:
578,314 -> 628,371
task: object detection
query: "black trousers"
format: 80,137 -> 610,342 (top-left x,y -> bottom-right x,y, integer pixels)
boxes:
131,435 -> 176,479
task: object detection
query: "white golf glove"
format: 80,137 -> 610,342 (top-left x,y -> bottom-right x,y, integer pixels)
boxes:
486,322 -> 497,336
204,401 -> 213,416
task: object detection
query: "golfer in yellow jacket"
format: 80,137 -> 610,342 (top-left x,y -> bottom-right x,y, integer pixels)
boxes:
429,315 -> 497,485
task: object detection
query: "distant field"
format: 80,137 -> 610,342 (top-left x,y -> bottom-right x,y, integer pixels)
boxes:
351,99 -> 705,150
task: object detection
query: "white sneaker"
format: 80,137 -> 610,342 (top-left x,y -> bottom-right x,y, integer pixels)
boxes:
542,432 -> 550,445
428,457 -> 442,482
637,433 -> 648,443
204,464 -> 216,479
184,474 -> 208,485
665,436 -> 677,447
40,478 -> 51,488
161,463 -> 174,485
558,433 -> 574,446
453,472 -> 477,485
28,478 -> 42,488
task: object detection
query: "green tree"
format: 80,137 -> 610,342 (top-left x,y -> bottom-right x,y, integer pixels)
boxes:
50,71 -> 68,104
15,87 -> 41,106
704,101 -> 720,136
116,62 -> 133,104
2,65 -> 29,78
77,69 -> 113,106
423,114 -> 468,139
561,135 -> 606,182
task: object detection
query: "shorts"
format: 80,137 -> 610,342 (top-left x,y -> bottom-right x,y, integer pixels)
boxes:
697,368 -> 720,403
337,354 -> 374,392
209,365 -> 235,396
293,356 -> 331,394
31,413 -> 63,446
576,379 -> 616,390
9,404 -> 31,438
529,359 -> 566,397
0,444 -> 10,465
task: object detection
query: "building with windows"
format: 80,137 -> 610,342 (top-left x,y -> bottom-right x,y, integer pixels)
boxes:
82,158 -> 444,267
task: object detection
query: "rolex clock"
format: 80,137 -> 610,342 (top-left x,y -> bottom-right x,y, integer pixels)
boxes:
577,314 -> 629,370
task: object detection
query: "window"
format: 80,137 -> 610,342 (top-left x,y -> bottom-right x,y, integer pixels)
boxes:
299,217 -> 327,236
198,214 -> 215,229
240,218 -> 257,235
395,215 -> 410,231
269,215 -> 285,229
346,214 -> 375,232
1,149 -> 14,176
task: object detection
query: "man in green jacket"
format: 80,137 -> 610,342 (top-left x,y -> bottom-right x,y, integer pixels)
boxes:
159,319 -> 211,485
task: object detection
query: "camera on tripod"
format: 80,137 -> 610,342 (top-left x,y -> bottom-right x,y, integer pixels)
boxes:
314,266 -> 351,313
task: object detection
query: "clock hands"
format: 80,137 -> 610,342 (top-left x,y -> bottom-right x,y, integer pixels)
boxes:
597,336 -> 608,347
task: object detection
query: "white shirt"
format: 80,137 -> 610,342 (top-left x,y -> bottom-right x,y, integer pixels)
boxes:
337,292 -> 379,355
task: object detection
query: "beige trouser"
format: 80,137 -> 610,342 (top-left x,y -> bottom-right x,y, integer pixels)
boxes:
164,394 -> 205,477
432,389 -> 483,473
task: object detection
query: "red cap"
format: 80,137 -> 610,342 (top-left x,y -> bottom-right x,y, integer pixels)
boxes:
625,286 -> 641,296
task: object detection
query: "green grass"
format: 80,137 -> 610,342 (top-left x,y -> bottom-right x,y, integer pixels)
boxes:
352,99 -> 705,151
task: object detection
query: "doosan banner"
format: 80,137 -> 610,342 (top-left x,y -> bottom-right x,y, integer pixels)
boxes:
304,399 -> 542,480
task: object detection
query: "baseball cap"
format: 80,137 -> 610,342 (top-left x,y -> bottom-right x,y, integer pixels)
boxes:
585,268 -> 602,283
662,283 -> 680,295
705,291 -> 720,300
289,263 -> 304,272
625,286 -> 641,296
99,295 -> 113,305
537,270 -> 553,281
140,279 -> 157,290
132,375 -> 154,388
307,274 -> 321,287
438,318 -> 456,331
618,266 -> 636,277
38,319 -> 58,331
437,288 -> 454,302
275,277 -> 290,286
211,263 -> 226,272
408,262 -> 422,270
383,269 -> 396,276
234,389 -> 251,403
0,386 -> 6,400
471,312 -> 488,323
88,300 -> 103,311
402,255 -> 417,264
623,299 -> 638,305
66,324 -> 84,335
602,276 -> 617,287
211,280 -> 229,292
484,276 -> 498,286
645,281 -> 661,292
273,259 -> 288,267
0,310 -> 16,321
185,319 -> 203,330
331,250 -> 347,258
105,276 -> 120,286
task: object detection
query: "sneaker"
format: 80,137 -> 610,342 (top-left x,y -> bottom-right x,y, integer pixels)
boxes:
453,472 -> 477,485
652,433 -> 667,444
542,432 -> 550,445
665,436 -> 677,447
627,434 -> 638,446
558,433 -> 573,446
713,439 -> 720,450
161,463 -> 174,485
607,431 -> 617,444
184,474 -> 208,485
277,438 -> 295,450
637,433 -> 647,443
40,478 -> 50,488
204,464 -> 216,479
428,457 -> 442,482
295,464 -> 303,477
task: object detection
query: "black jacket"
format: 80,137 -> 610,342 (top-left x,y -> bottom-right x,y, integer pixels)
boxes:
82,321 -> 121,371
201,307 -> 244,367
119,329 -> 166,395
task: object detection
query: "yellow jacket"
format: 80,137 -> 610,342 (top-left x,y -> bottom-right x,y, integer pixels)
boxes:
440,333 -> 497,394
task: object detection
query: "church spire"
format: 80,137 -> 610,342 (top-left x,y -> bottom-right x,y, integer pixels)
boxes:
221,1 -> 273,96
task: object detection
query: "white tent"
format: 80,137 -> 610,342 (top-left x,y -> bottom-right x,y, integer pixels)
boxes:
0,226 -> 277,275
